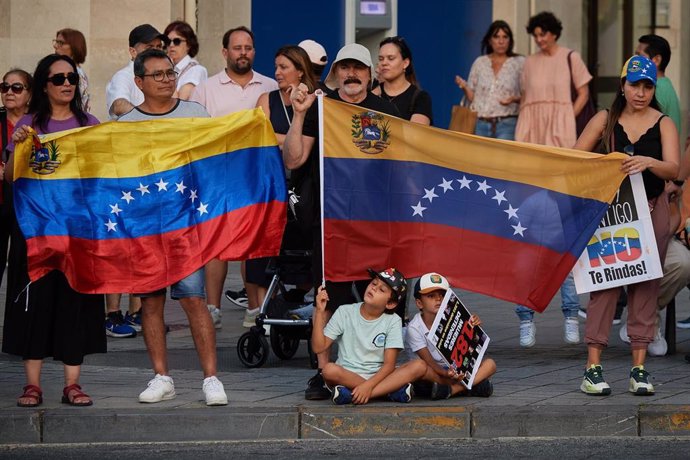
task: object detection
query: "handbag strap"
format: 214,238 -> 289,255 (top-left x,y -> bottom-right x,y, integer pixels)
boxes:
567,50 -> 577,101
0,107 -> 8,163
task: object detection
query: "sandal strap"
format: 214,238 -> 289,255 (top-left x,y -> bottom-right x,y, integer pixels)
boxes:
63,383 -> 89,400
22,384 -> 42,397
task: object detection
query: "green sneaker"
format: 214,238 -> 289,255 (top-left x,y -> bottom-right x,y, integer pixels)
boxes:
580,364 -> 611,395
629,365 -> 654,395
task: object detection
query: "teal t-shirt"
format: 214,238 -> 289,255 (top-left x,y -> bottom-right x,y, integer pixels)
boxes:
655,77 -> 681,134
324,302 -> 403,376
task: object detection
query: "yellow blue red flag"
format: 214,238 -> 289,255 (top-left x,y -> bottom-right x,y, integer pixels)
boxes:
13,109 -> 286,293
321,97 -> 627,311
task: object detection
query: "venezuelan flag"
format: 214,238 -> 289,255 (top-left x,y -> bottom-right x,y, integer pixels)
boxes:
13,109 -> 286,294
321,97 -> 627,311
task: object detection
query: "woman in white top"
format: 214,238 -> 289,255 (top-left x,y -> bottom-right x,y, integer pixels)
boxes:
164,21 -> 208,100
455,20 -> 524,140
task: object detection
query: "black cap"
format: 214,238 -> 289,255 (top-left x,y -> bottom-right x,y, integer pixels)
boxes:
129,24 -> 168,48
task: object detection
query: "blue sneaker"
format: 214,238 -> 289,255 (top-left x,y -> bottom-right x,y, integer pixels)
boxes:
105,311 -> 137,338
388,383 -> 414,403
124,311 -> 142,332
331,385 -> 352,405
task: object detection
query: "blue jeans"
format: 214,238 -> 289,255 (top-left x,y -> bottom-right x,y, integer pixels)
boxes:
515,272 -> 580,321
475,116 -> 517,140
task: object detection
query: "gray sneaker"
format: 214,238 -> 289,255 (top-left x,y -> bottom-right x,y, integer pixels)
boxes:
207,305 -> 222,329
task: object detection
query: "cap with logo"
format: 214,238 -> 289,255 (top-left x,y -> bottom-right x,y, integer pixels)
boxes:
367,267 -> 407,300
413,273 -> 450,299
620,55 -> 657,86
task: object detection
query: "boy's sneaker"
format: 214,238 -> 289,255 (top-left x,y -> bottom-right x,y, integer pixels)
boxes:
629,365 -> 654,395
580,364 -> 611,395
225,288 -> 248,309
430,382 -> 452,400
124,311 -> 142,332
202,376 -> 228,406
577,307 -> 587,319
242,307 -> 260,328
647,326 -> 668,357
469,379 -> 494,397
207,305 -> 222,329
388,383 -> 414,403
677,316 -> 690,329
139,374 -> 176,403
332,385 -> 352,405
564,317 -> 580,344
304,371 -> 331,400
519,320 -> 536,348
619,323 -> 631,343
105,311 -> 137,338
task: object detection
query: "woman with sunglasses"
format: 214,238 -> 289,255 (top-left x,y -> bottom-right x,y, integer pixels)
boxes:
0,69 -> 32,293
53,28 -> 90,112
3,54 -> 104,408
164,21 -> 207,100
373,36 -> 432,125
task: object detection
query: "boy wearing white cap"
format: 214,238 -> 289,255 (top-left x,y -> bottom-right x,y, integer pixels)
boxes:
298,39 -> 329,91
407,272 -> 496,399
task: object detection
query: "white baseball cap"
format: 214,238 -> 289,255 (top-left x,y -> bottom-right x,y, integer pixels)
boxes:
324,43 -> 373,90
298,39 -> 328,67
413,273 -> 450,298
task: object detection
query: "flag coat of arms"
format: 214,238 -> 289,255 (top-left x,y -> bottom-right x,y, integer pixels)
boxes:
12,109 -> 286,294
320,97 -> 627,311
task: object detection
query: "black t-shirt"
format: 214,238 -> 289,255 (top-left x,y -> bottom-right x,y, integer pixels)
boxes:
379,83 -> 433,125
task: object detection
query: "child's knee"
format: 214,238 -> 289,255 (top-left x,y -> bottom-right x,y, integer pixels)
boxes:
321,362 -> 340,382
481,357 -> 497,375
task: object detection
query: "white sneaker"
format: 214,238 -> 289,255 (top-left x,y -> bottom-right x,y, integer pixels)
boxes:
242,307 -> 260,328
619,323 -> 630,343
519,320 -> 536,348
647,326 -> 668,357
203,376 -> 228,406
564,317 -> 580,344
207,304 -> 222,329
139,374 -> 175,403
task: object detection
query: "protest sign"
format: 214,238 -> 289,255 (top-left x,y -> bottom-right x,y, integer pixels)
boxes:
427,290 -> 490,389
573,173 -> 662,293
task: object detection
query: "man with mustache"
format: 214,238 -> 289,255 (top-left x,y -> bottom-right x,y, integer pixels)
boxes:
282,43 -> 400,400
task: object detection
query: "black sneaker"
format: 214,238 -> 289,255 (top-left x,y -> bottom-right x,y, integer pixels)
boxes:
304,372 -> 331,400
430,382 -> 452,400
225,288 -> 248,309
469,379 -> 494,397
105,311 -> 137,338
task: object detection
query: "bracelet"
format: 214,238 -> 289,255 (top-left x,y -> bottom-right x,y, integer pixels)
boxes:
673,180 -> 685,187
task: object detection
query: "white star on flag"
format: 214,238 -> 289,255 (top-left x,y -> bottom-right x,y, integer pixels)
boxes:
155,178 -> 168,191
136,183 -> 150,195
504,204 -> 519,220
121,191 -> 134,204
512,222 -> 527,237
423,187 -> 439,203
457,176 -> 472,189
197,202 -> 208,216
105,219 -> 117,232
476,180 -> 491,194
438,178 -> 454,193
189,189 -> 198,203
411,201 -> 427,217
109,203 -> 122,215
175,181 -> 187,194
492,190 -> 507,205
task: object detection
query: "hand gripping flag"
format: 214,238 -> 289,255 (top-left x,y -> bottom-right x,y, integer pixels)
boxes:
320,97 -> 627,311
12,109 -> 286,293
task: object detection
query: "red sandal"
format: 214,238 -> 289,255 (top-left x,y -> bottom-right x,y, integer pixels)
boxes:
61,383 -> 93,406
17,385 -> 43,407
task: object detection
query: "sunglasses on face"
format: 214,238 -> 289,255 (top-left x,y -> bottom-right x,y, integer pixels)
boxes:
0,82 -> 28,94
169,38 -> 186,46
47,72 -> 79,86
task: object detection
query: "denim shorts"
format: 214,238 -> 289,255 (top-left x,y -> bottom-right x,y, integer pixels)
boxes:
133,268 -> 205,300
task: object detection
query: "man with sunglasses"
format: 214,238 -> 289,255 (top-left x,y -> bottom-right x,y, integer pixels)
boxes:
118,48 -> 227,406
106,24 -> 169,120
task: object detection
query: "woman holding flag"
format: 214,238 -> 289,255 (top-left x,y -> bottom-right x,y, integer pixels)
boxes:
3,54 -> 104,407
574,55 -> 679,396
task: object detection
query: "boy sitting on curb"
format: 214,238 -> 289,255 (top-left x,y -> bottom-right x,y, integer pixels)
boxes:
407,272 -> 496,400
312,268 -> 427,405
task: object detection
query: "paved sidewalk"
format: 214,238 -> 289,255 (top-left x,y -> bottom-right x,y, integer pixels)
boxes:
2,262 -> 690,443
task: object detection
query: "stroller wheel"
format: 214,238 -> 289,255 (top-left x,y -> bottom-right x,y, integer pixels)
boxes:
270,326 -> 300,360
237,331 -> 269,368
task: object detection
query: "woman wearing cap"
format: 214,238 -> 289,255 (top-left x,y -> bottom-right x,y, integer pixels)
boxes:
3,54 -> 104,408
52,28 -> 90,111
455,20 -> 523,139
574,55 -> 679,396
164,21 -> 207,100
373,36 -> 432,125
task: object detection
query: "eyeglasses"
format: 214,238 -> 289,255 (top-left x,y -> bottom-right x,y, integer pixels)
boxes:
47,72 -> 79,86
141,69 -> 178,82
52,39 -> 67,47
0,82 -> 28,94
169,38 -> 186,46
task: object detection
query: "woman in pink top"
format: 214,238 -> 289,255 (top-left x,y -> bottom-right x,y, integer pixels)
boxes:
515,11 -> 592,149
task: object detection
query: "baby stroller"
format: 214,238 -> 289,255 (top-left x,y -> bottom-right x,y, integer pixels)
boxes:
236,249 -> 318,368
